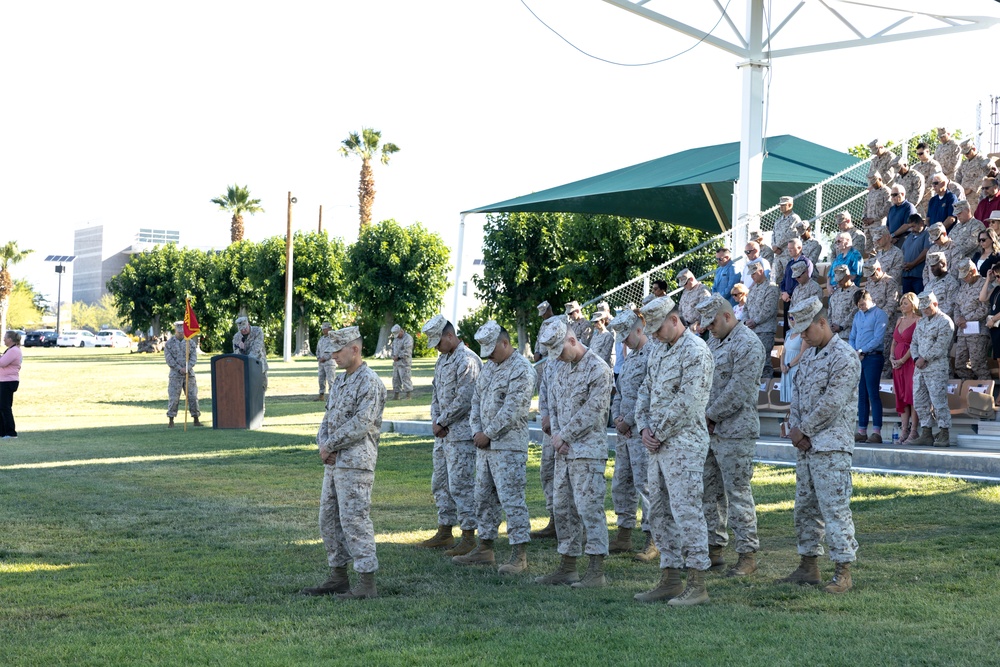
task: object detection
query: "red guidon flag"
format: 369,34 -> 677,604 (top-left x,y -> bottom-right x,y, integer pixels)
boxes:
184,298 -> 201,339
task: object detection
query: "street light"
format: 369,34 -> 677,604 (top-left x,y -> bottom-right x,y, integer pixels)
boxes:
44,254 -> 76,333
283,192 -> 296,362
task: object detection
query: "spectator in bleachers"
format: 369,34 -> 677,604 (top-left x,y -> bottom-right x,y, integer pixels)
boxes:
781,239 -> 813,330
913,143 -> 943,217
749,230 -> 774,263
955,139 -> 992,211
953,258 -> 991,381
772,196 -> 802,251
935,128 -> 962,181
909,290 -> 956,447
926,174 -> 958,229
790,258 -> 822,309
891,292 -> 921,444
850,289 -> 889,443
867,138 -> 898,185
651,279 -> 668,298
972,228 -> 1000,278
923,252 -> 960,321
863,257 -> 901,378
745,262 -> 780,381
838,211 -> 866,258
873,226 -> 904,282
828,265 -> 860,341
974,177 -> 1000,223
894,158 -> 925,210
989,211 -> 1000,240
949,200 -> 981,261
677,269 -> 711,332
798,221 -> 823,266
980,263 -> 1000,360
901,214 -> 931,295
887,184 -> 917,243
827,233 -> 863,289
712,248 -> 739,307
741,241 -> 770,287
863,172 -> 893,254
731,283 -> 749,321
922,223 -> 963,287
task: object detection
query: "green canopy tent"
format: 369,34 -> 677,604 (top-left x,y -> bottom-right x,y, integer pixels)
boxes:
462,134 -> 862,234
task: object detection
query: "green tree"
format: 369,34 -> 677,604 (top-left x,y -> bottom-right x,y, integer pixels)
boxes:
0,241 -> 34,337
6,279 -> 44,330
848,128 -> 965,164
211,184 -> 264,244
339,128 -> 400,231
346,219 -> 451,356
71,295 -> 123,332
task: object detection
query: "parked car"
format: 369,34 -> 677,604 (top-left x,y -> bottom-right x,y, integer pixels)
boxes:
57,330 -> 98,347
24,330 -> 58,347
95,330 -> 133,349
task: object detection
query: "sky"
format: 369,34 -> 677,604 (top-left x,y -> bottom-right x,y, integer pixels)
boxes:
3,0 -> 1000,314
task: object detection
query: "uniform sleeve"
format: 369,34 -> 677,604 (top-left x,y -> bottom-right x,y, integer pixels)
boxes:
483,363 -> 535,441
705,339 -> 764,424
470,374 -> 484,434
326,374 -> 385,452
187,340 -> 198,371
430,360 -> 441,424
436,355 -> 479,428
537,361 -> 550,417
796,350 -> 860,438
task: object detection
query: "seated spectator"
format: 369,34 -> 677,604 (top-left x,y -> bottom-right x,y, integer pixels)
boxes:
974,228 -> 1000,285
887,184 -> 917,241
742,241 -> 771,287
827,233 -> 863,287
974,177 -> 1000,222
712,247 -> 739,306
927,174 -> 958,229
731,283 -> 749,320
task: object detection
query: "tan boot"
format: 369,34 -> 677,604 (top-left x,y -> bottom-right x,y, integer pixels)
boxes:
393,392 -> 400,400
824,562 -> 853,594
418,525 -> 455,549
908,426 -> 934,446
634,567 -> 683,602
726,552 -> 758,577
192,416 -> 203,427
336,571 -> 377,600
530,515 -> 556,539
633,532 -> 660,563
168,417 -> 174,428
534,555 -> 579,585
451,539 -> 495,566
933,427 -> 951,447
778,555 -> 821,585
498,543 -> 528,575
405,391 -> 412,400
300,566 -> 350,596
667,569 -> 709,606
708,545 -> 727,571
313,393 -> 325,402
571,555 -> 607,588
609,527 -> 634,554
444,530 -> 476,557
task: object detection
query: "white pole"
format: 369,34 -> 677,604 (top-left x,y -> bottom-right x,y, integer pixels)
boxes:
451,213 -> 466,326
283,191 -> 294,362
735,0 -> 767,243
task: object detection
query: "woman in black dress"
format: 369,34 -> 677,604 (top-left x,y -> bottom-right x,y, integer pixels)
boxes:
980,263 -> 1000,357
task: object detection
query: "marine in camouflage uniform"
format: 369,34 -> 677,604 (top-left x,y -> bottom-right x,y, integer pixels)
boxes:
863,259 -> 901,376
948,200 -> 982,260
771,249 -> 789,289
935,130 -> 962,181
910,291 -> 956,445
772,197 -> 802,250
534,352 -> 563,538
308,326 -> 386,598
390,325 -> 414,398
866,140 -> 897,185
827,269 -> 859,342
955,141 -> 992,211
565,301 -> 592,346
782,297 -> 861,593
744,262 -> 780,380
588,318 -> 616,368
952,260 -> 991,380
873,227 -> 904,282
750,231 -> 774,263
798,221 -> 823,267
923,252 -> 961,320
315,323 -> 336,399
233,316 -> 268,391
696,295 -> 765,577
790,262 -> 823,307
677,268 -> 711,328
164,322 -> 200,425
863,176 -> 893,254
894,161 -> 925,209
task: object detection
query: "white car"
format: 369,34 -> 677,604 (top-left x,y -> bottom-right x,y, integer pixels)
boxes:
57,330 -> 98,347
95,330 -> 133,349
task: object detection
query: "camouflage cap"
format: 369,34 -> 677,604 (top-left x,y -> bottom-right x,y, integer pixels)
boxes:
927,251 -> 946,267
640,293 -> 656,305
862,257 -> 881,276
953,198 -> 971,213
868,138 -> 882,150
897,156 -> 909,167
788,296 -> 823,334
538,317 -> 568,360
749,230 -> 764,241
871,225 -> 888,240
173,320 -> 185,329
390,324 -> 401,333
833,264 -> 851,280
960,138 -> 975,154
694,294 -> 727,328
748,260 -> 765,275
790,261 -> 808,278
235,315 -> 249,328
474,320 -> 502,358
917,290 -> 938,309
937,127 -> 950,136
421,314 -> 448,349
320,321 -> 332,330
676,268 -> 694,288
564,300 -> 582,316
927,223 -> 946,241
329,326 -> 361,353
595,300 -> 610,313
640,295 -> 676,334
536,300 -> 551,317
779,196 -> 794,205
590,310 -> 610,323
956,257 -> 975,279
794,219 -> 810,233
836,210 -> 852,223
608,308 -> 639,335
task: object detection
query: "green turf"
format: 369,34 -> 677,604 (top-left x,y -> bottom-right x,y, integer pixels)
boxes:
1,348 -> 999,666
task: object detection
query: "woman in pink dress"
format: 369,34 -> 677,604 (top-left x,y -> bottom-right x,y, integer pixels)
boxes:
890,293 -> 920,444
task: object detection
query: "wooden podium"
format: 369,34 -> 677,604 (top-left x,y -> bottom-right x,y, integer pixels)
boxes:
210,354 -> 265,429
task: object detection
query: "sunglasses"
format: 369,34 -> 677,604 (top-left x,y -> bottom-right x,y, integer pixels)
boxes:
981,237 -> 990,242
891,193 -> 903,197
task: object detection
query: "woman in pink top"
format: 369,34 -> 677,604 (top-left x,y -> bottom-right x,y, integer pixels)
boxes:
0,330 -> 23,439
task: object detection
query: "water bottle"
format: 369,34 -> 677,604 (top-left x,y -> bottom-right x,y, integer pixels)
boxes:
892,425 -> 899,444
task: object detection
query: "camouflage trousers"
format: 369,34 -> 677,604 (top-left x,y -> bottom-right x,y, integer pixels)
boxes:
794,449 -> 858,563
648,444 -> 711,571
432,438 -> 477,530
755,331 -> 775,380
611,434 -> 650,531
475,448 -> 531,545
703,436 -> 759,553
553,456 -> 610,557
954,334 -> 991,380
166,371 -> 200,418
317,360 -> 335,394
540,431 -> 555,514
320,466 -> 378,573
392,362 -> 412,393
913,363 -> 951,428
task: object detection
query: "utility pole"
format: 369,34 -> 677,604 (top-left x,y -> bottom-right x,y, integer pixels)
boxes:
318,205 -> 323,233
283,192 -> 296,362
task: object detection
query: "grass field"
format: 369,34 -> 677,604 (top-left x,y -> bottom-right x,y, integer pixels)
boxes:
1,347 -> 999,666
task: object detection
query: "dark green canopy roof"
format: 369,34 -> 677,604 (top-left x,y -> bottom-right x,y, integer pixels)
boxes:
463,135 -> 862,234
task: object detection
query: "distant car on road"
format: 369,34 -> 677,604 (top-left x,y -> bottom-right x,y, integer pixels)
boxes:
95,330 -> 133,349
24,330 -> 58,347
57,330 -> 98,347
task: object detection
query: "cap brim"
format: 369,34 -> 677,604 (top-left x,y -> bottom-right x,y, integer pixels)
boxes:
644,315 -> 666,334
329,341 -> 345,353
789,317 -> 814,334
427,335 -> 441,349
546,340 -> 564,360
479,341 -> 497,358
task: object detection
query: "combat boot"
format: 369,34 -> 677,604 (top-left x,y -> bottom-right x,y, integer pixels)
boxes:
824,562 -> 853,594
778,555 -> 821,585
336,572 -> 377,600
192,416 -> 203,427
168,417 -> 174,428
708,545 -> 727,571
571,555 -> 607,588
418,525 -> 455,549
530,515 -> 557,539
667,569 -> 709,606
534,555 -> 580,585
726,552 -> 758,577
633,532 -> 659,563
933,428 -> 951,447
405,391 -> 412,400
300,566 -> 350,596
498,543 -> 528,575
908,427 -> 934,446
393,392 -> 400,400
313,393 -> 325,402
444,529 -> 476,557
609,527 -> 634,554
451,539 -> 495,566
634,567 -> 683,602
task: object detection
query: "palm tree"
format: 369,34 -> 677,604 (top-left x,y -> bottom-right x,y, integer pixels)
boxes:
0,241 -> 33,337
339,128 -> 400,230
211,184 -> 264,243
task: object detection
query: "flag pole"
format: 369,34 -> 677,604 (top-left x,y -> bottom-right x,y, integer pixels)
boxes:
184,338 -> 189,432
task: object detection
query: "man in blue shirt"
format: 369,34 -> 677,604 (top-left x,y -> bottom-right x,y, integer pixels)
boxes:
887,184 -> 918,240
927,174 -> 958,229
712,248 -> 740,306
901,214 -> 931,295
849,289 -> 889,443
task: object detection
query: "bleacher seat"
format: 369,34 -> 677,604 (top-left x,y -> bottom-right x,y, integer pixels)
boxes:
989,358 -> 999,380
775,322 -> 784,344
758,381 -> 771,411
768,379 -> 789,411
947,379 -> 967,416
963,380 -> 996,415
815,261 -> 830,285
879,380 -> 896,413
